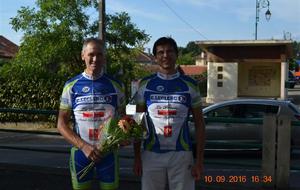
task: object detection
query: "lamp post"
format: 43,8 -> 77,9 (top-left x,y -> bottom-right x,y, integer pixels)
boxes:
255,0 -> 271,40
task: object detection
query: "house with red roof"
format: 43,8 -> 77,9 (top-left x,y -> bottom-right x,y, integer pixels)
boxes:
0,35 -> 19,60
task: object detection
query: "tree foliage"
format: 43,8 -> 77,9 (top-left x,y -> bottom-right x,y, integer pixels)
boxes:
105,12 -> 150,99
10,0 -> 95,75
288,41 -> 300,71
0,0 -> 150,122
177,41 -> 202,65
181,41 -> 202,56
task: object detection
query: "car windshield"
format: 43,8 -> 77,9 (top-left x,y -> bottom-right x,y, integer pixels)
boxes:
288,102 -> 300,114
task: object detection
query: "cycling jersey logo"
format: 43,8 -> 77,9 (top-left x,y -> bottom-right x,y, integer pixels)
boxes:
89,128 -> 99,141
104,96 -> 112,103
156,85 -> 164,92
75,95 -> 113,104
156,105 -> 177,116
150,94 -> 186,103
178,96 -> 186,102
164,126 -> 172,137
158,109 -> 177,116
82,86 -> 90,93
82,111 -> 104,118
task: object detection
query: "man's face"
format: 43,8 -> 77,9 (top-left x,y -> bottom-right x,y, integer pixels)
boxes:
81,42 -> 105,75
155,44 -> 177,72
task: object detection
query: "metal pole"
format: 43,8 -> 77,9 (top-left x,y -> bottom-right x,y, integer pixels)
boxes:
255,0 -> 271,40
98,0 -> 105,41
255,0 -> 259,40
98,0 -> 106,72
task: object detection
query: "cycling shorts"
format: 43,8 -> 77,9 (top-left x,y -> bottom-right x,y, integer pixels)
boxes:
69,147 -> 119,190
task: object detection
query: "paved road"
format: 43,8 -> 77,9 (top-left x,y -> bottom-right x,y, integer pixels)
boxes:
0,130 -> 299,190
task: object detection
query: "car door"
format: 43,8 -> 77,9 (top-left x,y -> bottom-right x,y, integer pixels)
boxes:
205,103 -> 264,150
204,104 -> 244,149
230,104 -> 262,142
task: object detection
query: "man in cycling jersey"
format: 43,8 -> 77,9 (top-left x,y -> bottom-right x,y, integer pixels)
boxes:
133,37 -> 205,190
57,38 -> 125,190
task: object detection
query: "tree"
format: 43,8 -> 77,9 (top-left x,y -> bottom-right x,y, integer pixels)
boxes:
292,41 -> 300,58
10,0 -> 95,76
8,0 -> 149,99
288,41 -> 300,71
182,41 -> 202,56
177,41 -> 202,65
177,52 -> 194,65
105,12 -> 150,99
1,0 -> 150,120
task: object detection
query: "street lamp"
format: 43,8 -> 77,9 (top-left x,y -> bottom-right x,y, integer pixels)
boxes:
255,0 -> 271,40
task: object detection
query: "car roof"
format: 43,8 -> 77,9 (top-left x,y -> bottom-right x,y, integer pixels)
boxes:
203,98 -> 297,113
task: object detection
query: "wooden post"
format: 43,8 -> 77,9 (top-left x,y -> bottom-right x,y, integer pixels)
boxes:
262,114 -> 276,188
276,115 -> 291,189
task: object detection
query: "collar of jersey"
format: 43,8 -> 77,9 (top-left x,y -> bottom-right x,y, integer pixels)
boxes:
157,71 -> 180,80
83,70 -> 104,80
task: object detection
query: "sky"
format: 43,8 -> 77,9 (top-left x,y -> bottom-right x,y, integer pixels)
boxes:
1,0 -> 300,50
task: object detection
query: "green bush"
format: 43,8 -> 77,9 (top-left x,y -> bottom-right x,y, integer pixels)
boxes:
0,61 -> 68,122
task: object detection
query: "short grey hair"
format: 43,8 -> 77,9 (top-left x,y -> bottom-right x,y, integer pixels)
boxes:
82,38 -> 104,52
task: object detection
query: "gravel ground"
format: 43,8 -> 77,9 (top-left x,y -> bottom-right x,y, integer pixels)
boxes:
0,122 -> 57,132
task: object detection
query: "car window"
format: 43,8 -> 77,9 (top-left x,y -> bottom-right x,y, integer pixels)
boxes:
288,103 -> 300,114
205,104 -> 279,119
206,105 -> 234,117
232,104 -> 246,118
244,104 -> 279,118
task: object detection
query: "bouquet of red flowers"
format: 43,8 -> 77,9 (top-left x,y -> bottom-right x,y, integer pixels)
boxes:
77,115 -> 146,179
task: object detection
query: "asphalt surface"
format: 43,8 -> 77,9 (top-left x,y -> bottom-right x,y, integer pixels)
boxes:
0,131 -> 140,190
0,130 -> 299,190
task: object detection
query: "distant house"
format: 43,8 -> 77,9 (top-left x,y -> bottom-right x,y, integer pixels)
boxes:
134,49 -> 207,78
134,51 -> 155,64
0,35 -> 19,60
178,65 -> 207,78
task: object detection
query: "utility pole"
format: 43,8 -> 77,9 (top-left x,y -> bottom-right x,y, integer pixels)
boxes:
98,0 -> 106,71
98,0 -> 105,41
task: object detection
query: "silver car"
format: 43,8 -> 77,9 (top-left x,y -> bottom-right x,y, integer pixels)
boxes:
126,98 -> 300,150
192,99 -> 300,150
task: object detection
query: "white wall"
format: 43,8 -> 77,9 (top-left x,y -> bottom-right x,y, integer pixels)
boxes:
206,62 -> 238,103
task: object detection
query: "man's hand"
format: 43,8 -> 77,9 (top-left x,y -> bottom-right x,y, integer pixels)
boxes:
191,162 -> 203,181
81,143 -> 102,162
119,140 -> 131,146
134,155 -> 142,176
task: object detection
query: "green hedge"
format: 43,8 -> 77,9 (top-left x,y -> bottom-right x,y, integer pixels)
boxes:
0,62 -> 67,122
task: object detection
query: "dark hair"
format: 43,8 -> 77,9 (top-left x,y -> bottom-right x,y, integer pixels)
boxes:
152,37 -> 178,56
82,37 -> 104,52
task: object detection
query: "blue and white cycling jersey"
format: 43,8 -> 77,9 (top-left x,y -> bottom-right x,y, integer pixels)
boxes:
136,71 -> 202,153
60,71 -> 125,145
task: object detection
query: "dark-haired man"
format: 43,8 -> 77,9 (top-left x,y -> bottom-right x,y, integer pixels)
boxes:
133,37 -> 205,190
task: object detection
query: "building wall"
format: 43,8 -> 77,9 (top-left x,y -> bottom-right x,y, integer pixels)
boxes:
206,62 -> 238,103
206,62 -> 282,103
238,62 -> 281,97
